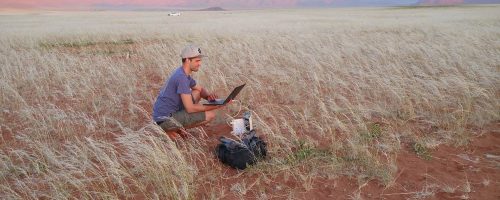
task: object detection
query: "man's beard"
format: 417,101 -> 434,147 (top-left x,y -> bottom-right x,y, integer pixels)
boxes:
190,65 -> 199,72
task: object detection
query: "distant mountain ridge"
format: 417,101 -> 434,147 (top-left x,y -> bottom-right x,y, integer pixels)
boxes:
196,7 -> 226,11
418,0 -> 500,5
419,0 -> 463,5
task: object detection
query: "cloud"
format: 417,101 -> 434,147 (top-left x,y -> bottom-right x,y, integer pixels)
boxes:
3,0 -> 499,9
0,0 -> 417,8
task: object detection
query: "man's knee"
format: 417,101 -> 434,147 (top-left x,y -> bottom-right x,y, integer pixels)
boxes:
205,110 -> 216,122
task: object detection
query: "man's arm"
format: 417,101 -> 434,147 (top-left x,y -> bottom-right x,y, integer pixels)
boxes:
180,94 -> 220,113
192,84 -> 217,100
191,84 -> 208,98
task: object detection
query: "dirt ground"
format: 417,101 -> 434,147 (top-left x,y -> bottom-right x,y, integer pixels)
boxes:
193,123 -> 499,200
2,120 -> 498,199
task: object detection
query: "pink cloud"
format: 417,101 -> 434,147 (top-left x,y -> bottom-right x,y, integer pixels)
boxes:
0,0 -> 471,9
0,0 -> 306,8
0,0 -> 185,8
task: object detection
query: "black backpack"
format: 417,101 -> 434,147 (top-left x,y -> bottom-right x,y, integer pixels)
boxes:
215,130 -> 267,169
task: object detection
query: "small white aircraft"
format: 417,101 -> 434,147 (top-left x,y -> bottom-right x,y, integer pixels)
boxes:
167,12 -> 181,16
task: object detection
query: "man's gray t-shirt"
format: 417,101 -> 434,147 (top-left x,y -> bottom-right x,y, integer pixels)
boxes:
153,67 -> 196,122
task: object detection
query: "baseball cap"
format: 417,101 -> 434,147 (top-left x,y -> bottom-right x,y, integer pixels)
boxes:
180,44 -> 206,58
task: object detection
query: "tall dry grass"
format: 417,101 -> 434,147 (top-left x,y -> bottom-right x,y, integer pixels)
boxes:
1,5 -> 499,199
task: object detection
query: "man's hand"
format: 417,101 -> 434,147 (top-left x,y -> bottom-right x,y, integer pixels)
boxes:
207,93 -> 218,101
199,87 -> 215,100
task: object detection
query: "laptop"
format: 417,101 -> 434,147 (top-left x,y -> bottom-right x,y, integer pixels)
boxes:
203,84 -> 246,106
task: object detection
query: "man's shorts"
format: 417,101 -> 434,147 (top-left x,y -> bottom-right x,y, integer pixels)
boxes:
156,110 -> 206,132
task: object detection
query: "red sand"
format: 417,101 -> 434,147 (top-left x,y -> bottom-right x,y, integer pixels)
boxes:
2,114 -> 498,199
194,123 -> 499,199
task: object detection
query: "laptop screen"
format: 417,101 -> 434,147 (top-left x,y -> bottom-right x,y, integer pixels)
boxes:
223,84 -> 246,104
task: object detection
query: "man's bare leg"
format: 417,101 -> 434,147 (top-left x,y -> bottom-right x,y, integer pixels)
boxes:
192,89 -> 214,128
171,91 -> 217,137
161,91 -> 210,139
166,130 -> 180,139
192,90 -> 201,103
170,107 -> 213,139
183,109 -> 216,129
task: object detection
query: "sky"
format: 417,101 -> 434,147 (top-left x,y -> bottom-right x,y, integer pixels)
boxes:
0,0 -> 499,9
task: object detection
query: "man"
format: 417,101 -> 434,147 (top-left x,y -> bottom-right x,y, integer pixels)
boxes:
152,44 -> 224,138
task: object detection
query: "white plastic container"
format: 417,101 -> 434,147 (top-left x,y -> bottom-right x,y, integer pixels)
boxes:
231,118 -> 246,136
